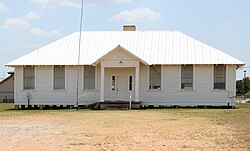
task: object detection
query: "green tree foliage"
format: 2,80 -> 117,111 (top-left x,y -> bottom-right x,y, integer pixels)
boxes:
236,77 -> 250,96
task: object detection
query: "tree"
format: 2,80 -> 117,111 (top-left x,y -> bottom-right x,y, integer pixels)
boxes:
236,77 -> 250,96
236,80 -> 243,96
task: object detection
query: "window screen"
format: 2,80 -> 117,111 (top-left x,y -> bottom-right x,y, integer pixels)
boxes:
214,65 -> 226,90
84,65 -> 95,89
149,65 -> 161,90
181,65 -> 193,90
54,66 -> 65,90
23,66 -> 35,90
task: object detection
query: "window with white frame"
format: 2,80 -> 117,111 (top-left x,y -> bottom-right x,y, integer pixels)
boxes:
53,66 -> 65,90
23,66 -> 35,90
149,65 -> 161,90
84,65 -> 95,89
214,65 -> 226,90
181,65 -> 193,90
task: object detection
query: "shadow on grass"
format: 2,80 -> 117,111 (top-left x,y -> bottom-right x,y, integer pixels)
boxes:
1,103 -> 249,112
142,105 -> 236,110
0,106 -> 93,112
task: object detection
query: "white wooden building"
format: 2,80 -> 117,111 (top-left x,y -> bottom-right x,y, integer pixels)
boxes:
6,26 -> 244,107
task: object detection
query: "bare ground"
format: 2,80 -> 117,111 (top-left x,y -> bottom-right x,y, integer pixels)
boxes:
0,103 -> 249,151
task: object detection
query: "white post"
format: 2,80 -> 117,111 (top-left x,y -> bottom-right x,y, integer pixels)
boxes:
135,65 -> 140,102
129,91 -> 132,109
100,66 -> 105,102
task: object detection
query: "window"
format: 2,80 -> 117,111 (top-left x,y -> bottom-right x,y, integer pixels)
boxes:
129,76 -> 132,91
84,65 -> 95,89
112,76 -> 115,91
214,65 -> 226,90
149,65 -> 161,90
181,65 -> 193,90
23,66 -> 35,90
54,66 -> 65,90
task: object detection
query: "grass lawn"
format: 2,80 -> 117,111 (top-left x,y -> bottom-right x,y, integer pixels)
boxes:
0,103 -> 249,150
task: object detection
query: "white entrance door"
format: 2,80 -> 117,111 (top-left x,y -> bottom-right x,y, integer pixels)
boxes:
110,75 -> 134,101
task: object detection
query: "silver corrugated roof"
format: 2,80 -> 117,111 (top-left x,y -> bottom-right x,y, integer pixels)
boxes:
6,31 -> 244,66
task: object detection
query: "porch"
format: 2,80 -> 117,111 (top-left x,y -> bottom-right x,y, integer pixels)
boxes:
93,45 -> 147,103
92,100 -> 141,110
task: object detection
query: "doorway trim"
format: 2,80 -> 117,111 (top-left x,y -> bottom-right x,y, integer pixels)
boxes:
110,74 -> 134,101
100,61 -> 140,102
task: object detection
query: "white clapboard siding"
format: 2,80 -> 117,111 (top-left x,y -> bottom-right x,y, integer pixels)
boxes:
15,64 -> 235,106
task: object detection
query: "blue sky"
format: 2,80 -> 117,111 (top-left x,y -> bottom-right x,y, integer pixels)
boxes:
0,0 -> 249,79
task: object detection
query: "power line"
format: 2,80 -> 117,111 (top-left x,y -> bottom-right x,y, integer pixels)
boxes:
76,0 -> 85,111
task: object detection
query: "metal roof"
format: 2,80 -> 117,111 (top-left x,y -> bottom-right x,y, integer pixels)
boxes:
6,31 -> 244,66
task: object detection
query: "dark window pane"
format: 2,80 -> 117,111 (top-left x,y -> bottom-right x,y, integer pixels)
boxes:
54,66 -> 65,89
149,65 -> 161,90
181,65 -> 193,90
112,76 -> 115,91
23,66 -> 35,90
84,65 -> 95,89
214,65 -> 226,90
129,76 -> 132,91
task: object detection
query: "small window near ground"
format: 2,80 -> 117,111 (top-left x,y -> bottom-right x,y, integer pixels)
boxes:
23,66 -> 35,90
84,65 -> 95,89
214,65 -> 226,90
54,66 -> 65,90
181,65 -> 193,90
149,65 -> 161,90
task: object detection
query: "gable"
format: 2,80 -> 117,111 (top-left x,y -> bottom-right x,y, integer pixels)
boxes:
101,47 -> 137,61
92,45 -> 148,66
0,74 -> 14,92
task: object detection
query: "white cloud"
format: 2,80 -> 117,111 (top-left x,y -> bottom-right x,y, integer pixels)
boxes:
225,22 -> 238,26
27,44 -> 41,49
0,2 -> 8,12
112,7 -> 162,23
1,11 -> 39,30
1,11 -> 60,37
24,11 -> 39,20
29,27 -> 60,37
87,0 -> 132,4
30,0 -> 81,8
1,18 -> 31,29
1,48 -> 12,53
30,0 -> 132,8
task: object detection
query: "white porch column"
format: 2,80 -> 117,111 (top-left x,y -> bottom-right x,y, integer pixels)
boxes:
135,64 -> 140,102
100,65 -> 105,102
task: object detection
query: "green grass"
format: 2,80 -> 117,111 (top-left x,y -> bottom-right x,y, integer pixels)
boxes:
0,103 -> 15,112
236,102 -> 250,108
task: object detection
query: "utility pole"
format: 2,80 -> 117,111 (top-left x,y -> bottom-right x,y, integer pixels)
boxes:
76,0 -> 85,111
243,70 -> 246,101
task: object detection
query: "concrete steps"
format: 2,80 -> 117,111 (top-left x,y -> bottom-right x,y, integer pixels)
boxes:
92,101 -> 141,110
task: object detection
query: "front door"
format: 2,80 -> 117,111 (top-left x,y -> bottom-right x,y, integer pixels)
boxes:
110,75 -> 134,101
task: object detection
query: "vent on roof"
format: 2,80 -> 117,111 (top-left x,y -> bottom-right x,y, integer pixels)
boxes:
123,25 -> 136,31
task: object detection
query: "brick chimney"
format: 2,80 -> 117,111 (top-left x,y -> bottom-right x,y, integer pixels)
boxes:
123,25 -> 136,31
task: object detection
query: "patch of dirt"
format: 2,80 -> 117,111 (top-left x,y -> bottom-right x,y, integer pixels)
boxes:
0,109 -> 249,150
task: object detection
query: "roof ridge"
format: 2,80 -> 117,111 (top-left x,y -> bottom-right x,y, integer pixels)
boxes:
78,30 -> 179,33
